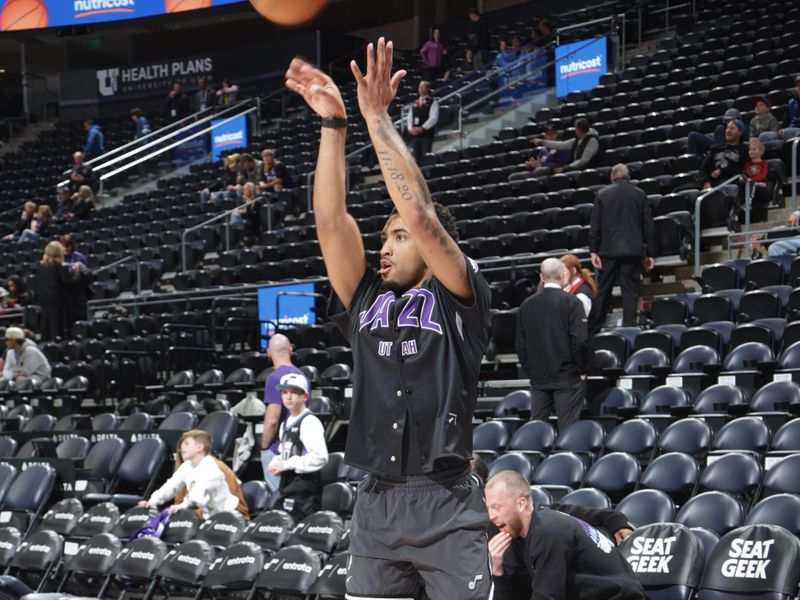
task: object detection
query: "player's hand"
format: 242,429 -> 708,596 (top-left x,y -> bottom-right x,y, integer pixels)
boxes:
488,531 -> 513,576
614,527 -> 633,544
138,500 -> 156,509
350,37 -> 407,120
644,257 -> 656,272
591,252 -> 602,270
285,58 -> 347,120
532,138 -> 543,146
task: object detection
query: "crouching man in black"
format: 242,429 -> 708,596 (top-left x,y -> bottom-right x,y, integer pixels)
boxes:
486,470 -> 645,600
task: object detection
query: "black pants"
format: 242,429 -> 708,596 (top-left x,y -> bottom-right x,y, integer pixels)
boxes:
410,135 -> 434,164
531,380 -> 584,432
589,256 -> 643,333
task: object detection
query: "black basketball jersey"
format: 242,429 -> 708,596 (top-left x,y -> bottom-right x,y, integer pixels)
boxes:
329,255 -> 491,476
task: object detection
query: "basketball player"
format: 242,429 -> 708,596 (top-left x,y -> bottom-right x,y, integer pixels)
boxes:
285,38 -> 493,600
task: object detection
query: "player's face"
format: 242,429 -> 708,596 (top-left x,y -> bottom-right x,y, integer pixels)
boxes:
380,216 -> 430,294
486,483 -> 527,538
281,387 -> 307,412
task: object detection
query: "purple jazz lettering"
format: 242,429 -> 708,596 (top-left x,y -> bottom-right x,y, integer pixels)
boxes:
397,290 -> 421,327
397,289 -> 443,334
417,289 -> 443,334
358,292 -> 395,331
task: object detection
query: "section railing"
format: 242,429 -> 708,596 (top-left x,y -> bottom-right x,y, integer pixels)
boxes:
791,136 -> 799,212
693,174 -> 741,277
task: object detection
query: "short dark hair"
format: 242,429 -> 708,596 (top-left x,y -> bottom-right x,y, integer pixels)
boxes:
574,118 -> 590,133
130,108 -> 142,118
239,153 -> 254,163
388,202 -> 459,242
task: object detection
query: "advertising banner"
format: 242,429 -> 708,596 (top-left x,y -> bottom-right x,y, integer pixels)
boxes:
0,0 -> 243,31
258,282 -> 317,348
210,113 -> 247,161
555,36 -> 607,98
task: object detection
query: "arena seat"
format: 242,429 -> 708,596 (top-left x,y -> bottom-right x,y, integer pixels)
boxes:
308,551 -> 348,599
241,480 -> 271,517
692,384 -> 746,414
35,498 -> 83,537
254,544 -> 322,597
582,452 -> 641,501
760,454 -> 800,497
111,506 -> 156,540
619,523 -> 704,600
675,491 -> 744,536
106,536 -> 168,598
560,488 -> 612,510
195,510 -> 247,550
697,524 -> 800,599
746,494 -> 800,537
70,502 -> 120,539
198,541 -> 264,595
154,539 -> 215,593
639,385 -> 691,415
6,529 -> 63,593
489,452 -> 533,482
531,452 -> 585,496
507,420 -> 557,465
616,489 -> 676,528
242,510 -> 295,555
710,417 -> 770,454
554,420 -> 605,457
288,511 -> 345,556
697,453 -> 762,506
750,381 -> 800,413
53,532 -> 122,596
197,411 -> 239,458
472,420 -> 510,461
603,419 -> 657,460
1,464 -> 56,534
639,452 -> 700,504
162,508 -> 202,545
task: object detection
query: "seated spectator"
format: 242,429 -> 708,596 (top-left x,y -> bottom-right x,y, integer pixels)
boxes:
54,186 -> 75,222
3,201 -> 36,241
201,153 -> 239,203
18,205 -> 53,244
701,120 -> 747,189
420,28 -> 446,82
781,74 -> 800,141
533,118 -> 601,171
268,373 -> 328,520
750,95 -> 780,141
230,182 -> 259,233
68,151 -> 95,194
237,153 -> 262,187
0,276 -> 30,310
452,48 -> 476,77
687,108 -> 746,156
561,253 -> 596,318
60,234 -> 87,266
72,185 -> 97,219
1,326 -> 51,385
509,124 -> 572,180
216,79 -> 239,107
33,241 -> 80,341
140,429 -> 243,519
767,211 -> 800,257
258,149 -> 288,193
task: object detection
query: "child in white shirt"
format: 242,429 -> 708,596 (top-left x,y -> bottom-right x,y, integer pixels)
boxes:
268,373 -> 328,519
140,429 -> 239,519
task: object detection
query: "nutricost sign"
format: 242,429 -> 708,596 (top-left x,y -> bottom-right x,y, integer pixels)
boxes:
555,36 -> 607,98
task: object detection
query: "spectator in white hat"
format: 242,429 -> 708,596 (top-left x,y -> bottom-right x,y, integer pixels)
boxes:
267,372 -> 328,519
1,327 -> 51,384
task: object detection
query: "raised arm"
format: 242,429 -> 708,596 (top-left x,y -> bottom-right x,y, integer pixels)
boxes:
351,38 -> 473,303
285,58 -> 365,308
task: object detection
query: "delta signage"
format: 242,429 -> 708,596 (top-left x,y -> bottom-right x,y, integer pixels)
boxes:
554,36 -> 607,98
0,0 -> 243,32
210,113 -> 247,161
96,56 -> 213,98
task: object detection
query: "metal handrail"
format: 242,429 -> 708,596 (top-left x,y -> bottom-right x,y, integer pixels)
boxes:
791,136 -> 799,212
693,174 -> 740,277
57,98 -> 260,191
180,192 -> 262,272
98,107 -> 257,195
92,254 -> 142,295
727,226 -> 797,260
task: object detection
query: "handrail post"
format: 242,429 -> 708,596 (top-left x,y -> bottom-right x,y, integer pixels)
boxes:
792,137 -> 799,212
225,218 -> 231,252
693,174 -> 740,277
307,172 -> 315,213
181,230 -> 189,272
744,179 -> 751,239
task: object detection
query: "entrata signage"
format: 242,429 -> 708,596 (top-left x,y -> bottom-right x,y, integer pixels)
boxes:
211,113 -> 247,161
555,36 -> 607,98
97,57 -> 213,98
0,0 -> 244,31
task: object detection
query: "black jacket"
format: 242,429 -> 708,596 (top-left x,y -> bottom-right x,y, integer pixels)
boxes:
515,286 -> 587,388
494,507 -> 645,600
590,180 -> 656,258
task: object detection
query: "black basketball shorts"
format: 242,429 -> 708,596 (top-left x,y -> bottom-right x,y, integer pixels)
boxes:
345,466 -> 494,600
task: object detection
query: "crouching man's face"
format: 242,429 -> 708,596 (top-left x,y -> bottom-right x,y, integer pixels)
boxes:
485,481 -> 529,539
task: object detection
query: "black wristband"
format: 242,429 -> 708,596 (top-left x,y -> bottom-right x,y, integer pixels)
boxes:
321,117 -> 348,129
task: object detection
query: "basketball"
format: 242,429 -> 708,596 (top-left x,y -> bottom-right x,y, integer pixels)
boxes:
0,0 -> 48,31
248,0 -> 325,26
165,0 -> 212,13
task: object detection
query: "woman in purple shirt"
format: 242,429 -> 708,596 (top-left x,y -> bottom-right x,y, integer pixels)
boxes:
420,29 -> 447,81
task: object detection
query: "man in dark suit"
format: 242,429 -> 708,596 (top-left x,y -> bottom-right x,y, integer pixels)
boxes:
588,163 -> 656,333
515,258 -> 587,431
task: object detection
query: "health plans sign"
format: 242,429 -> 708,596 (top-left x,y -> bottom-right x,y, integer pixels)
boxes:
555,36 -> 607,98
